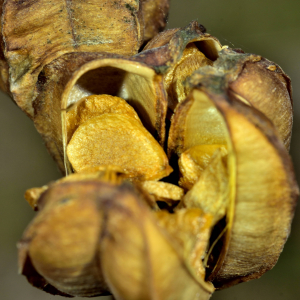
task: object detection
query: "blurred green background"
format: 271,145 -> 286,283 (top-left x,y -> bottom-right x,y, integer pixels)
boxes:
0,0 -> 299,299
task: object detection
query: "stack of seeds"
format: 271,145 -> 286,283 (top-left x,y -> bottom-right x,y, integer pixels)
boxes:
0,1 -> 298,299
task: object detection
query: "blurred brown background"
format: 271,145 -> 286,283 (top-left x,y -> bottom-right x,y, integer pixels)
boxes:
0,0 -> 299,299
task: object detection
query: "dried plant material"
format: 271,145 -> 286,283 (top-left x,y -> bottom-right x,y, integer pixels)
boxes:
140,23 -> 221,113
24,166 -> 127,211
0,0 -> 171,116
6,16 -> 297,300
164,43 -> 213,110
155,208 -> 214,279
228,60 -> 293,149
57,165 -> 128,185
67,113 -> 172,180
209,98 -> 297,288
141,0 -> 170,42
66,94 -> 141,142
19,177 -> 214,299
179,144 -> 227,189
100,188 -> 214,300
141,181 -> 184,203
30,54 -> 168,173
19,180 -> 112,297
181,149 -> 229,225
169,73 -> 298,288
168,92 -> 228,157
192,47 -> 293,150
2,22 -> 219,174
24,186 -> 48,211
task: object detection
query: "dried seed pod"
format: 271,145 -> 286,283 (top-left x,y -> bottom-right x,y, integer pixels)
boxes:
0,0 -> 170,116
142,22 -> 222,111
26,22 -> 215,173
19,172 -> 214,299
32,52 -> 169,173
168,71 -> 298,288
19,180 -> 112,297
18,170 -> 139,297
6,16 -> 298,299
100,186 -> 214,300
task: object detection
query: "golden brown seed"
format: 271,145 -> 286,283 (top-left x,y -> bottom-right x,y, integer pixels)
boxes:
179,144 -> 227,189
182,149 -> 229,225
66,94 -> 141,142
142,181 -> 184,203
67,113 -> 172,180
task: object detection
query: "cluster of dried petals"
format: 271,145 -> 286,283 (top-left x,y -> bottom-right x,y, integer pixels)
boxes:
0,0 -> 298,299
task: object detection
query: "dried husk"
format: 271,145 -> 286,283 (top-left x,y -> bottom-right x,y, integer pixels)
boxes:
18,171 -> 138,297
19,179 -> 112,297
168,70 -> 298,288
228,58 -> 293,150
155,208 -> 214,280
139,22 -> 222,77
210,47 -> 293,150
19,172 -> 215,299
0,0 -> 170,116
100,184 -> 214,300
141,22 -> 222,111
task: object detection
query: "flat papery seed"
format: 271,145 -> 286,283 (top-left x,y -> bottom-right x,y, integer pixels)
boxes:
67,113 -> 172,180
179,144 -> 227,190
155,208 -> 214,280
66,94 -> 141,143
182,149 -> 229,225
164,43 -> 213,111
141,181 -> 184,203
